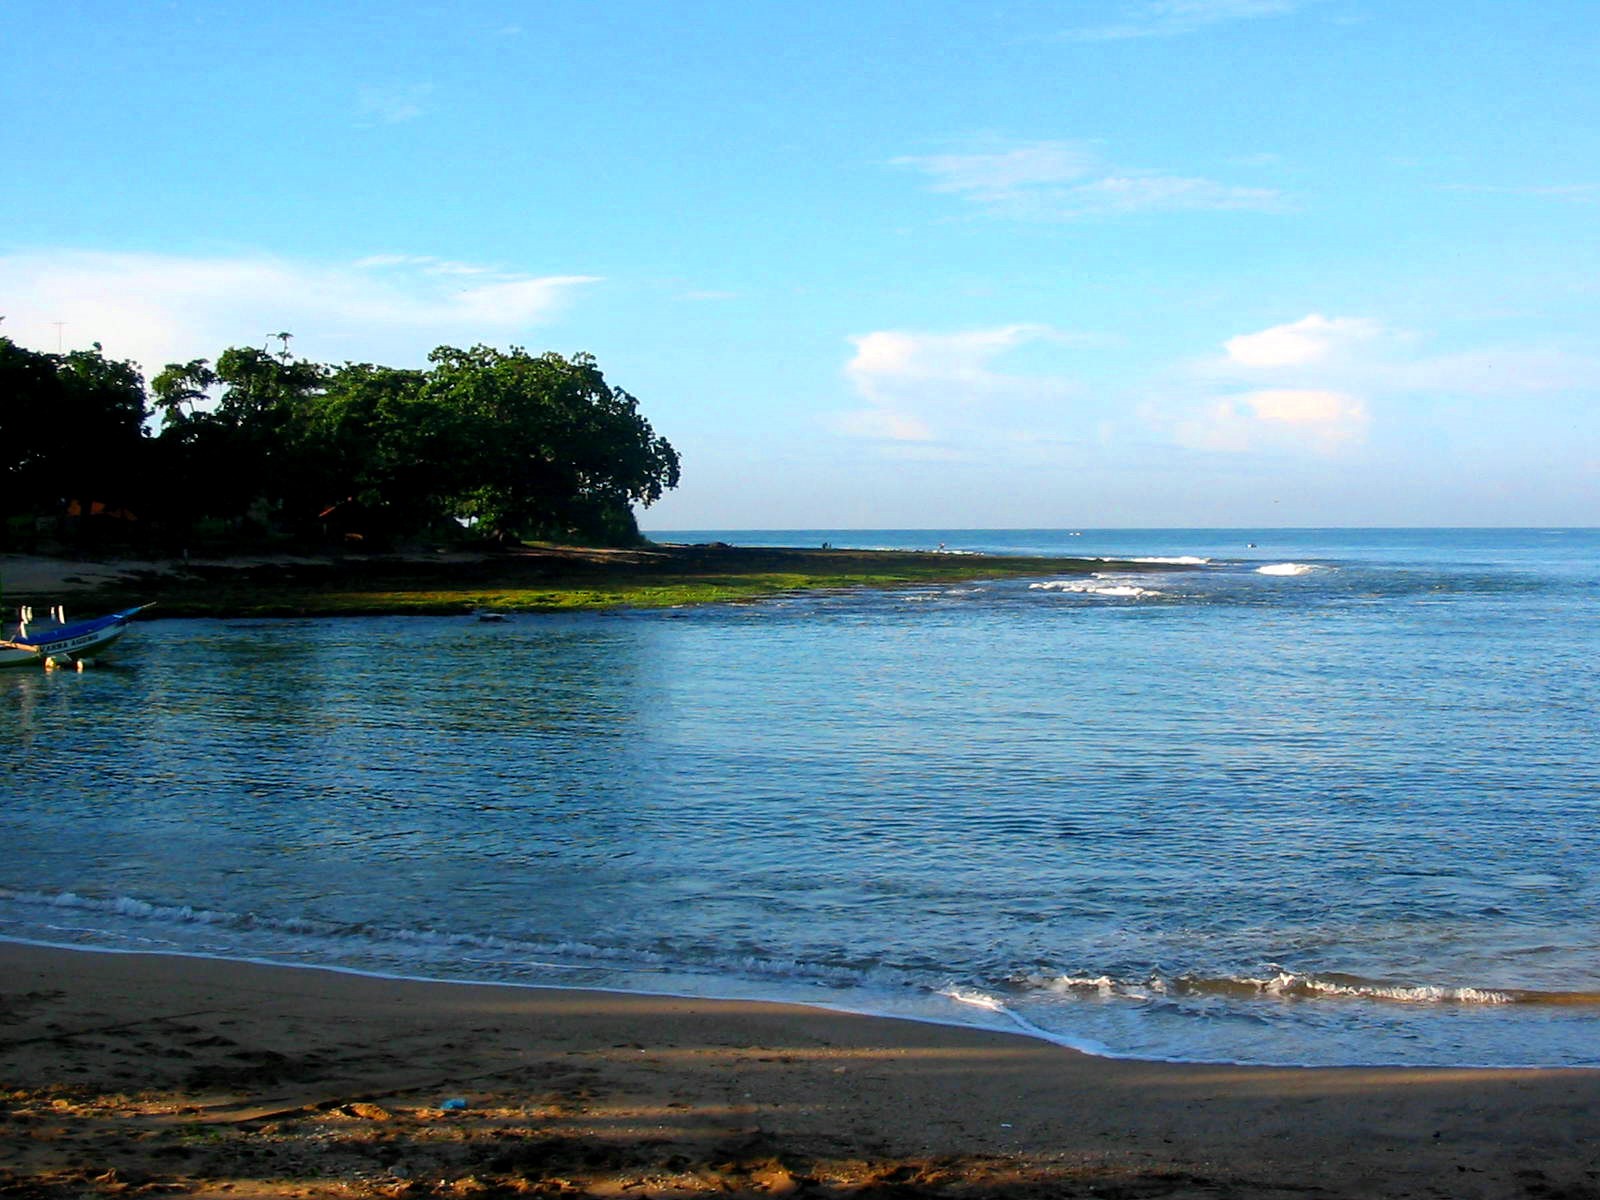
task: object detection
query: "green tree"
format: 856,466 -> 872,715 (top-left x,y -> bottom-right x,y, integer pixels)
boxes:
0,336 -> 149,542
25,336 -> 679,550
301,362 -> 438,538
0,335 -> 63,529
149,344 -> 328,536
422,346 -> 679,544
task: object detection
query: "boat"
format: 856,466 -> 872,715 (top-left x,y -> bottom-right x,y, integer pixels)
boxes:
0,603 -> 153,669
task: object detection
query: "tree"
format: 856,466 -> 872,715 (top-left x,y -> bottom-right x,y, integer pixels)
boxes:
422,346 -> 680,544
11,334 -> 679,550
151,358 -> 218,424
0,336 -> 150,542
0,335 -> 63,527
300,362 -> 438,538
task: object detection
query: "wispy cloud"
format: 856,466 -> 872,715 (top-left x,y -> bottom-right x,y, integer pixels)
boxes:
1212,313 -> 1600,397
1065,0 -> 1306,41
836,325 -> 1082,452
896,142 -> 1099,200
895,137 -> 1287,219
1173,389 -> 1368,452
357,83 -> 434,125
353,254 -> 497,276
0,249 -> 599,375
1223,314 -> 1382,368
1157,312 -> 1600,454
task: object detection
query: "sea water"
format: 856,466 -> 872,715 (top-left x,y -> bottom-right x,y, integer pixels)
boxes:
2,528 -> 1597,1067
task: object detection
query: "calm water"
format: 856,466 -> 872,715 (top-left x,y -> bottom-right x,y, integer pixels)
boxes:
3,528 -> 1598,1067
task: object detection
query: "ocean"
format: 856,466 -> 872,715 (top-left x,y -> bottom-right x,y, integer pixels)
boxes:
2,528 -> 1597,1068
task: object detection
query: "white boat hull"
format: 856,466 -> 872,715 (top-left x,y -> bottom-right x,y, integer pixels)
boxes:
0,605 -> 148,668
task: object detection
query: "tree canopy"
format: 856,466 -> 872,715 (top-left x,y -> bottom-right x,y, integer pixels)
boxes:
2,335 -> 680,549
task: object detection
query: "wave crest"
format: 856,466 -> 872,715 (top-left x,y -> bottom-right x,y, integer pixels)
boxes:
1256,562 -> 1317,576
1014,970 -> 1600,1007
1029,581 -> 1157,598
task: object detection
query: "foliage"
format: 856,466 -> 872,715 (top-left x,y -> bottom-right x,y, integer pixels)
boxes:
421,346 -> 680,543
3,334 -> 679,549
1,336 -> 150,541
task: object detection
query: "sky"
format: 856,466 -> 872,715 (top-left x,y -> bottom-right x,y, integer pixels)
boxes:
4,0 -> 1599,528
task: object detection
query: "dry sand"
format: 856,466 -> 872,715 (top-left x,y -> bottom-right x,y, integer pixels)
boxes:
0,555 -> 161,598
2,943 -> 1597,1198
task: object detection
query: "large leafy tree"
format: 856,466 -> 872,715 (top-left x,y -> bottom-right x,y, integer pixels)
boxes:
422,346 -> 680,543
300,362 -> 439,537
25,336 -> 678,549
213,344 -> 329,527
0,336 -> 62,525
151,344 -> 329,535
1,335 -> 149,539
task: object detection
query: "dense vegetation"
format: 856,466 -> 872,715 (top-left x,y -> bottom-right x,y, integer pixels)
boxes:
1,335 -> 680,550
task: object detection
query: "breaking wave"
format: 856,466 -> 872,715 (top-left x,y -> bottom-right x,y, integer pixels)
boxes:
1029,581 -> 1158,598
1016,971 -> 1600,1008
1256,562 -> 1318,576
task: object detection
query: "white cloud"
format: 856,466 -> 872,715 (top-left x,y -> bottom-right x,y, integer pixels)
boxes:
846,324 -> 1063,403
449,275 -> 600,324
1162,311 -> 1600,457
895,138 -> 1287,219
1224,313 -> 1382,368
1162,314 -> 1384,453
893,142 -> 1098,198
1066,0 -> 1306,41
836,324 -> 1079,448
1174,389 -> 1368,453
1214,313 -> 1600,396
354,255 -> 496,277
1246,388 -> 1364,427
0,249 -> 599,375
1068,174 -> 1285,215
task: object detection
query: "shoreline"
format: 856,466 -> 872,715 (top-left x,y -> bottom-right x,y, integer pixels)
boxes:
0,936 -> 1115,1070
5,941 -> 1600,1197
5,931 -> 1592,1075
0,544 -> 1180,618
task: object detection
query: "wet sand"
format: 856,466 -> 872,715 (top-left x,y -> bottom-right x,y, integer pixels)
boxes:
2,942 -> 1597,1197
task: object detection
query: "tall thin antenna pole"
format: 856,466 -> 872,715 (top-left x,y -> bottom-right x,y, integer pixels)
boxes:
51,322 -> 65,353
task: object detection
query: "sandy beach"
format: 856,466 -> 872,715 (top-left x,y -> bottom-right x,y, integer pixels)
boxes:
1,942 -> 1596,1198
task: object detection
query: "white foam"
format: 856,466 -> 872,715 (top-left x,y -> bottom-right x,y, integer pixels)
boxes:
1256,562 -> 1317,576
937,986 -> 1007,1012
1029,581 -> 1156,598
1079,555 -> 1209,566
1040,974 -> 1120,996
1019,969 -> 1521,1007
1267,972 -> 1515,1006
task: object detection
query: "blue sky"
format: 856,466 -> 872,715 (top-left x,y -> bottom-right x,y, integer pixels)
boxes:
4,0 -> 1598,527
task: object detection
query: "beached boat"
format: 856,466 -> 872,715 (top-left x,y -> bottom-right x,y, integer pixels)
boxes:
0,603 -> 152,669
